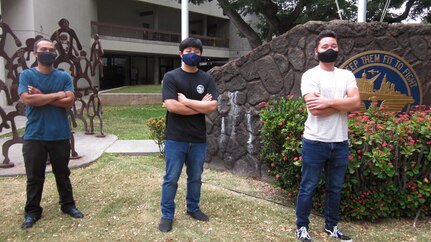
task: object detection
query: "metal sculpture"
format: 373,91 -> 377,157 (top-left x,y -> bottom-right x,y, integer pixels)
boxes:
0,15 -> 22,104
72,91 -> 90,134
1,102 -> 25,168
0,17 -> 104,169
90,34 -> 104,79
86,87 -> 105,137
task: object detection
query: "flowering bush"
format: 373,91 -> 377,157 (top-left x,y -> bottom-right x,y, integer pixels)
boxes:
342,103 -> 431,220
259,96 -> 306,191
146,117 -> 165,155
259,98 -> 431,221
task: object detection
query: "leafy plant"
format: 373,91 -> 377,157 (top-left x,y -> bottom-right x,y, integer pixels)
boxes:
259,98 -> 431,221
146,116 -> 165,155
259,96 -> 306,192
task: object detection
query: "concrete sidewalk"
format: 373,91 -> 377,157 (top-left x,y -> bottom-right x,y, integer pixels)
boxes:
0,104 -> 161,177
0,134 -> 161,177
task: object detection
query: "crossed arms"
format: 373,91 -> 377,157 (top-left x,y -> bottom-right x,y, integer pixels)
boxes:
303,87 -> 361,116
164,93 -> 217,115
20,85 -> 74,109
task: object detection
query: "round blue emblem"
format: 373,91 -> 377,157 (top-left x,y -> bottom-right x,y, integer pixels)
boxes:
340,51 -> 422,112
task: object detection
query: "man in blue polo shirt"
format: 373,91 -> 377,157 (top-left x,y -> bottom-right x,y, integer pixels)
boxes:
18,38 -> 83,229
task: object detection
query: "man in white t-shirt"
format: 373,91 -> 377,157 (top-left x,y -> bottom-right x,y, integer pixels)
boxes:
295,30 -> 360,242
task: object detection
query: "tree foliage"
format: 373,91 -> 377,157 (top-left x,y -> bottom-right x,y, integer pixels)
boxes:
188,0 -> 431,49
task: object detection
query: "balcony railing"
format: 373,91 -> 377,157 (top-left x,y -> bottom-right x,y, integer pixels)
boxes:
91,21 -> 229,48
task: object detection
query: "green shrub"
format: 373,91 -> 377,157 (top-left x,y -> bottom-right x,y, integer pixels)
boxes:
146,116 -> 165,155
259,98 -> 431,221
259,96 -> 306,192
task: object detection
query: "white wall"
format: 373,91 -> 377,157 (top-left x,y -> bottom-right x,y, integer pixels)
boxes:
2,0 -> 35,53
33,0 -> 97,50
139,0 -> 227,19
0,0 -> 99,105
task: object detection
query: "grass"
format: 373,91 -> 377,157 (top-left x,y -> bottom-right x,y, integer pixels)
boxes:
105,85 -> 162,94
2,88 -> 431,240
1,154 -> 430,241
73,104 -> 166,140
73,84 -> 166,140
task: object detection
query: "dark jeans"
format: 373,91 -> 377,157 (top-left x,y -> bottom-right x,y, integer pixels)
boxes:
23,140 -> 75,217
161,140 -> 206,220
296,138 -> 349,228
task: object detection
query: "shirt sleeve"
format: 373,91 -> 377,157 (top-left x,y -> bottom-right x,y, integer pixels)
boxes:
162,72 -> 178,101
63,72 -> 74,92
300,70 -> 319,97
18,70 -> 30,96
206,75 -> 219,100
346,71 -> 358,89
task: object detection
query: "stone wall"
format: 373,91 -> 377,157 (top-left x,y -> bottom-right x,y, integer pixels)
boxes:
205,20 -> 431,178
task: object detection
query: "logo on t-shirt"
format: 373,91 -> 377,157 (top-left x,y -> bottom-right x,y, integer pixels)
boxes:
340,50 -> 422,112
196,84 -> 205,94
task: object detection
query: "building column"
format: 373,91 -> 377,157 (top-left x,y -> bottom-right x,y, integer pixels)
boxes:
203,15 -> 207,36
153,56 -> 159,84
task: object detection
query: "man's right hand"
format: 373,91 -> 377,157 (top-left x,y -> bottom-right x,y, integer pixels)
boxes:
201,93 -> 212,101
27,85 -> 42,94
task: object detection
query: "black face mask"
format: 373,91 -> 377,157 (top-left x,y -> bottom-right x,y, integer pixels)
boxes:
317,49 -> 338,63
37,52 -> 57,66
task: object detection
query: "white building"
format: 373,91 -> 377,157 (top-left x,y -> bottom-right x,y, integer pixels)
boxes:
0,0 -> 252,99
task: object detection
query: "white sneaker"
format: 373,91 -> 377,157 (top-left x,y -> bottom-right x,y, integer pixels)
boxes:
295,226 -> 312,242
324,225 -> 352,241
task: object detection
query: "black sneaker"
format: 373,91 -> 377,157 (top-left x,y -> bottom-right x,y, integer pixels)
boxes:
159,218 -> 173,232
295,226 -> 312,242
21,215 -> 40,229
61,207 -> 84,219
324,226 -> 352,241
187,210 -> 209,221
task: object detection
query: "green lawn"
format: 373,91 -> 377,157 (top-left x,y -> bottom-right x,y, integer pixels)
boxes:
73,104 -> 166,140
2,94 -> 431,240
105,85 -> 162,94
1,154 -> 431,241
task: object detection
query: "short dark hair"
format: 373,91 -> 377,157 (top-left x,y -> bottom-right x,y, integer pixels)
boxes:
33,38 -> 53,52
315,30 -> 338,48
179,37 -> 203,53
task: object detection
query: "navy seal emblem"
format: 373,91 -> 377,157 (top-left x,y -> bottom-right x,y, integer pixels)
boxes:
340,51 -> 422,112
196,84 -> 205,94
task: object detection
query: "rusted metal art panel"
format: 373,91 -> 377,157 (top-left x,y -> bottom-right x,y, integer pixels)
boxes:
0,18 -> 104,169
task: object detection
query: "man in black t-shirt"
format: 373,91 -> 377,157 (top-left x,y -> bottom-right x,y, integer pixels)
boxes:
159,37 -> 218,232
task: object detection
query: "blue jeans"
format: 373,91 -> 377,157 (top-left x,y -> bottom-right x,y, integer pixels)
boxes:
296,138 -> 349,228
160,140 -> 206,220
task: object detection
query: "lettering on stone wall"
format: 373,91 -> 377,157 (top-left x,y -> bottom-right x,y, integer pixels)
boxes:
340,50 -> 422,112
